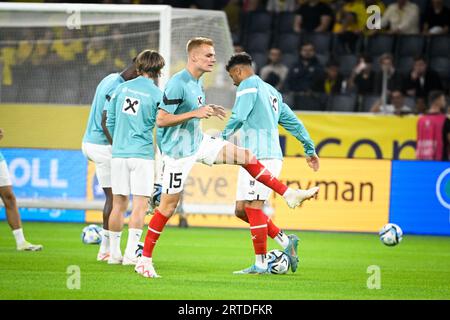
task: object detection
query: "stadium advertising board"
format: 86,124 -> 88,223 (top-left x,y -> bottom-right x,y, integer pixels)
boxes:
390,161 -> 450,236
0,148 -> 86,222
272,158 -> 391,232
279,113 -> 418,160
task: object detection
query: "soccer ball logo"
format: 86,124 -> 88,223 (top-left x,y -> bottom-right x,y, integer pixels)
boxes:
266,249 -> 291,274
379,223 -> 403,246
81,224 -> 102,244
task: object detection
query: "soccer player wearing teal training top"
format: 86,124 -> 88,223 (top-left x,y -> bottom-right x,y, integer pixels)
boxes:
0,128 -> 42,251
81,59 -> 138,262
105,50 -> 165,266
135,37 -> 319,278
223,53 -> 320,274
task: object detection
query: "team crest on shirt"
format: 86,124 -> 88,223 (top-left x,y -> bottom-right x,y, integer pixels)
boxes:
122,96 -> 140,116
269,95 -> 279,112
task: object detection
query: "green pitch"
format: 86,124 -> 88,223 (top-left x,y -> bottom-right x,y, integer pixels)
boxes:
0,221 -> 449,300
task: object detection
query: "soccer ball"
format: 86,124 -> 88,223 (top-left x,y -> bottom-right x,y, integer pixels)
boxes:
81,224 -> 102,244
266,249 -> 291,274
379,223 -> 403,246
135,242 -> 144,258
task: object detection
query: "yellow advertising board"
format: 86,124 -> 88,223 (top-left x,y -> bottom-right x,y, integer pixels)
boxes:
279,113 -> 418,160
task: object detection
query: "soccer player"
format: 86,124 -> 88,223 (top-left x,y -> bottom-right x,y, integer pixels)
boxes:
81,59 -> 138,261
105,50 -> 165,265
135,37 -> 319,278
222,52 -> 320,274
0,128 -> 42,251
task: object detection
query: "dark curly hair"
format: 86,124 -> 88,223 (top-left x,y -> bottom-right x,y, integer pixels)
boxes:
226,52 -> 253,71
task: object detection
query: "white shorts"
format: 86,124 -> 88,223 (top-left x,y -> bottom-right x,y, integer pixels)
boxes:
82,142 -> 112,188
236,159 -> 283,201
111,158 -> 155,197
162,134 -> 227,194
0,161 -> 12,187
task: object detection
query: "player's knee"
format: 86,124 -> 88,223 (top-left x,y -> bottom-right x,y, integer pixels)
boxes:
2,190 -> 16,208
235,208 -> 246,220
242,149 -> 254,165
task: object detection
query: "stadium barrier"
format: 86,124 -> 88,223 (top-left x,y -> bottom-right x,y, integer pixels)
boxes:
1,148 -> 449,236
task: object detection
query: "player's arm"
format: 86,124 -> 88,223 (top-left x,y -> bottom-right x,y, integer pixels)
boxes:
156,106 -> 215,127
221,88 -> 257,140
101,94 -> 113,144
279,102 -> 319,171
105,92 -> 117,139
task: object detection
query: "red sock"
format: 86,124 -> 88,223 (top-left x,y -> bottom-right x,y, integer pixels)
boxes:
267,217 -> 280,239
245,207 -> 268,255
142,209 -> 169,258
243,157 -> 288,196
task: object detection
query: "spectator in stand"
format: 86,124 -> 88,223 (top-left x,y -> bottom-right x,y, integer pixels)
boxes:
259,48 -> 289,91
404,56 -> 444,114
423,0 -> 450,35
380,0 -> 420,34
293,0 -> 333,33
286,42 -> 324,94
416,91 -> 450,160
50,28 -> 83,65
374,53 -> 404,95
311,60 -> 345,95
370,90 -> 413,115
348,54 -> 377,95
266,0 -> 298,12
333,10 -> 362,54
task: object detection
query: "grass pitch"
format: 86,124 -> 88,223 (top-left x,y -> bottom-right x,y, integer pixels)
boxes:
0,221 -> 449,300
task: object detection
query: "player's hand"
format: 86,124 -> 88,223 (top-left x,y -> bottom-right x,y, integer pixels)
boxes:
306,154 -> 320,172
0,128 -> 4,141
208,104 -> 227,120
195,106 -> 214,119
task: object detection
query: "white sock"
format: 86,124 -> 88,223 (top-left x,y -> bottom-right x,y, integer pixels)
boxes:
109,231 -> 122,259
274,230 -> 290,249
124,228 -> 142,258
255,254 -> 268,269
12,228 -> 26,246
99,229 -> 110,254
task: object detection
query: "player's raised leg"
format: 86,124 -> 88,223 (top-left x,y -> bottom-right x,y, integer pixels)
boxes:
214,142 -> 319,208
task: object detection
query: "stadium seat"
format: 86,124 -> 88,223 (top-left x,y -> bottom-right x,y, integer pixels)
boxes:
338,54 -> 358,78
332,33 -> 363,56
277,33 -> 300,54
396,56 -> 415,76
48,65 -> 81,104
360,94 -> 381,112
327,94 -> 357,112
316,53 -> 329,66
428,35 -> 450,58
429,57 -> 450,81
244,11 -> 273,34
300,32 -> 332,55
250,52 -> 268,73
411,0 -> 428,12
281,53 -> 298,69
276,12 -> 296,34
19,66 -> 51,103
246,33 -> 271,54
395,35 -> 425,58
292,93 -> 327,111
365,34 -> 395,59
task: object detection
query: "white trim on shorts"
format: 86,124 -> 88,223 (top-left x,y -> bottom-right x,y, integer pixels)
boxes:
81,142 -> 112,188
162,134 -> 227,194
236,159 -> 283,201
0,161 -> 12,187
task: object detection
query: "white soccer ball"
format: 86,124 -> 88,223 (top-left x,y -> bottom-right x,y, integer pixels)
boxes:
379,223 -> 403,246
267,249 -> 291,274
81,224 -> 102,244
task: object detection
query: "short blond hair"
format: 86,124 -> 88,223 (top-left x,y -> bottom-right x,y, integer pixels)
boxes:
186,37 -> 214,53
135,49 -> 165,78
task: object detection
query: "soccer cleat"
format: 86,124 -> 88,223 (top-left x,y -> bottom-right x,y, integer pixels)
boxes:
97,252 -> 110,261
283,187 -> 319,209
233,264 -> 270,275
283,234 -> 300,273
122,254 -> 138,266
107,255 -> 123,265
17,241 -> 43,251
135,257 -> 160,278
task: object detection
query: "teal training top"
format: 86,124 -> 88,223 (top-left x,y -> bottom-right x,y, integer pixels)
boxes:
106,76 -> 162,160
222,75 -> 315,159
158,69 -> 206,159
83,73 -> 125,145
